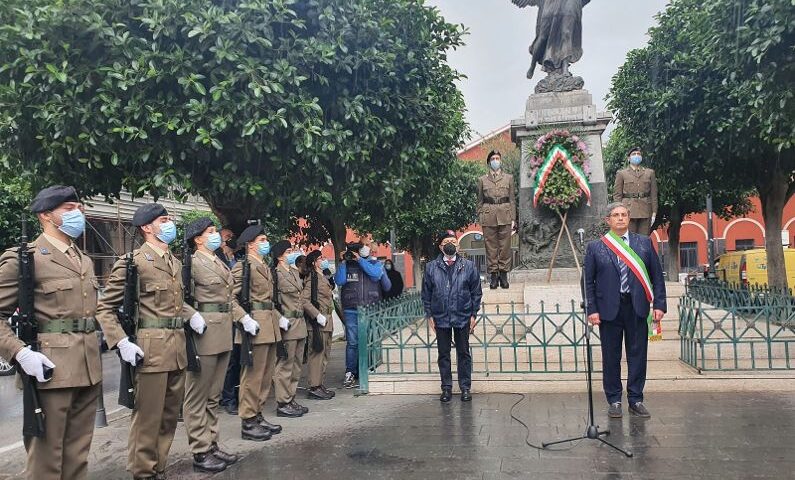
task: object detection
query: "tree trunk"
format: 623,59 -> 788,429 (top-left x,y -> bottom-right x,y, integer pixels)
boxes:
758,170 -> 792,290
412,239 -> 424,292
329,215 -> 347,268
665,204 -> 683,282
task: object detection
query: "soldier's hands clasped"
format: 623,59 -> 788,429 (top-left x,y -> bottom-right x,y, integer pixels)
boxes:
117,337 -> 144,366
189,312 -> 207,335
15,346 -> 55,382
241,314 -> 260,336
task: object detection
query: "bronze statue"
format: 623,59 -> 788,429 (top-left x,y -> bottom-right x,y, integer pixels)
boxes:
512,0 -> 591,93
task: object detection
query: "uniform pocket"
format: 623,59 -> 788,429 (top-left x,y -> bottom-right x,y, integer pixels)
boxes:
41,279 -> 74,315
38,334 -> 72,383
138,329 -> 166,367
143,282 -> 167,305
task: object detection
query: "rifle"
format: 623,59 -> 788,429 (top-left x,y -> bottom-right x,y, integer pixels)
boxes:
309,271 -> 324,354
117,241 -> 139,409
16,218 -> 49,438
182,235 -> 201,373
271,263 -> 288,361
236,245 -> 254,368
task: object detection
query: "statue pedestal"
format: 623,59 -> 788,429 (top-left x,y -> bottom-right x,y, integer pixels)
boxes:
510,89 -> 612,270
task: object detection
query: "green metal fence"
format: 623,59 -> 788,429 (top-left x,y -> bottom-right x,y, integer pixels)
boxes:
357,294 -> 597,393
679,280 -> 795,372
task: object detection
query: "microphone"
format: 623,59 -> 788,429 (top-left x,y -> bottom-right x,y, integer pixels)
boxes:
576,228 -> 585,247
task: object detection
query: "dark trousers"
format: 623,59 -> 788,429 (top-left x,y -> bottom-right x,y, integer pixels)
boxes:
599,298 -> 649,404
220,343 -> 241,407
629,218 -> 651,236
435,326 -> 472,391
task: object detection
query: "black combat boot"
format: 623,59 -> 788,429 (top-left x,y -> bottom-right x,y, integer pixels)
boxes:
320,384 -> 336,397
241,417 -> 272,441
499,271 -> 509,289
307,386 -> 333,400
489,272 -> 499,289
256,413 -> 283,434
210,442 -> 239,465
193,452 -> 227,473
276,402 -> 304,418
290,399 -> 310,414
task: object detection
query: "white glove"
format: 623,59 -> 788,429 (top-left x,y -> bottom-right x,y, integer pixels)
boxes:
279,316 -> 290,331
15,346 -> 55,383
241,314 -> 260,336
189,312 -> 207,334
651,214 -> 656,225
316,313 -> 327,327
117,337 -> 144,366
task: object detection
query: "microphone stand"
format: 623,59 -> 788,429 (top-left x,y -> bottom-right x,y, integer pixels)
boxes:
541,229 -> 633,457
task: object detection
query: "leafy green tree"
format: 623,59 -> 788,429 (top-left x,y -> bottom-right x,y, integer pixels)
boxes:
0,0 -> 467,257
0,170 -> 37,250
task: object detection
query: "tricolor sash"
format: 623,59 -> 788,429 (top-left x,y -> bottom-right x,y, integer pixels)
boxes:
601,231 -> 662,341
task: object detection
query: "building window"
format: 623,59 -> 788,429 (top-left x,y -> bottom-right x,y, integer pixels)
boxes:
735,239 -> 755,251
679,242 -> 699,272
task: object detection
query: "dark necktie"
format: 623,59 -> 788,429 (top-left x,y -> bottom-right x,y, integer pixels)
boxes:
619,235 -> 629,293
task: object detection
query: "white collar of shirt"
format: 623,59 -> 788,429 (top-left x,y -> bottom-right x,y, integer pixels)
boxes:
43,233 -> 72,253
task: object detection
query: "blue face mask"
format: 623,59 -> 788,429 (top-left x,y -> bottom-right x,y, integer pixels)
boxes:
489,159 -> 501,171
320,259 -> 330,270
257,241 -> 270,256
629,154 -> 643,166
156,221 -> 177,245
205,232 -> 222,252
286,252 -> 301,266
57,209 -> 85,238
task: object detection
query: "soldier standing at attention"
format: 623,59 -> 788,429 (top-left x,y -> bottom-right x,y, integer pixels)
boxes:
0,185 -> 101,480
302,250 -> 334,400
231,225 -> 284,439
271,241 -> 310,417
96,203 -> 207,480
477,150 -> 516,289
613,147 -> 658,235
183,217 -> 250,472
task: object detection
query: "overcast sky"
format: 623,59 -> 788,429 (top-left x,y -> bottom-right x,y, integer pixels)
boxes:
425,0 -> 670,140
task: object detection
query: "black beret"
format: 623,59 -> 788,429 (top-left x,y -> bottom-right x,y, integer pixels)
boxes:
306,250 -> 322,265
437,230 -> 456,245
185,217 -> 214,242
132,203 -> 168,227
271,240 -> 292,260
30,185 -> 80,213
237,224 -> 264,246
627,146 -> 642,156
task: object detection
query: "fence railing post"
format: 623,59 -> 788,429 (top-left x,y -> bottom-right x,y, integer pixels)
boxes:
357,305 -> 370,394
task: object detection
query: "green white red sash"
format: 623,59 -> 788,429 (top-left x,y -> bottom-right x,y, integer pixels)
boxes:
600,231 -> 662,341
533,145 -> 592,207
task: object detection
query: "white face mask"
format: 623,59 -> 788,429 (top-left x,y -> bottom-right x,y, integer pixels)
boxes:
359,246 -> 371,258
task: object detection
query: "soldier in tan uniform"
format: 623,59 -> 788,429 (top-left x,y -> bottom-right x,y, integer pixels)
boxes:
613,147 -> 658,235
0,185 -> 100,480
302,250 -> 334,400
271,240 -> 309,417
96,203 -> 206,480
231,224 -> 284,438
182,217 -> 248,472
477,150 -> 516,289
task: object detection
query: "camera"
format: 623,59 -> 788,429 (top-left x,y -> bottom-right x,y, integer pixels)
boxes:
344,242 -> 362,261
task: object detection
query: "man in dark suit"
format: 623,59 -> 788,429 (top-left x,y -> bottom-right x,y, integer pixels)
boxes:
584,202 -> 666,419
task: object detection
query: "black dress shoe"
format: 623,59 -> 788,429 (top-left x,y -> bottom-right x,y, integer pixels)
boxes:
291,400 -> 310,414
276,402 -> 304,418
489,273 -> 499,289
461,389 -> 472,402
193,452 -> 227,473
320,384 -> 336,397
629,401 -> 651,418
307,386 -> 333,400
256,413 -> 283,434
241,417 -> 272,441
211,443 -> 238,465
499,271 -> 509,289
440,389 -> 452,403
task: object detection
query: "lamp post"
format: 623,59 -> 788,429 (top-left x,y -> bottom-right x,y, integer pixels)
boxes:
706,194 -> 717,279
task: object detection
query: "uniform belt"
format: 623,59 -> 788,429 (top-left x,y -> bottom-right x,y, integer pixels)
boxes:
284,310 -> 302,318
39,317 -> 96,334
251,301 -> 273,311
483,197 -> 510,204
624,192 -> 650,198
138,317 -> 183,330
197,302 -> 232,313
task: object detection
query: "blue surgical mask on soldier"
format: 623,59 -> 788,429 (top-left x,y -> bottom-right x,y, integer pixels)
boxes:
156,221 -> 177,244
258,241 -> 270,256
359,246 -> 371,258
489,159 -> 501,171
320,259 -> 330,270
205,232 -> 222,252
287,252 -> 301,265
57,209 -> 85,238
629,154 -> 643,166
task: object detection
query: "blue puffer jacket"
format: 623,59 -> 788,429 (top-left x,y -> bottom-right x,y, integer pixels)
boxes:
421,255 -> 483,329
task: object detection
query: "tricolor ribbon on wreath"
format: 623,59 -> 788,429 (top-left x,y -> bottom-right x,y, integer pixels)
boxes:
600,231 -> 663,341
532,145 -> 592,208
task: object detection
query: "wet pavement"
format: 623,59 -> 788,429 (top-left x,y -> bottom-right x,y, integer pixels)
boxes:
2,345 -> 795,479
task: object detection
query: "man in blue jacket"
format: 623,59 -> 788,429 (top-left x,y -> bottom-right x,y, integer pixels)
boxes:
584,203 -> 666,419
422,231 -> 483,403
335,240 -> 391,389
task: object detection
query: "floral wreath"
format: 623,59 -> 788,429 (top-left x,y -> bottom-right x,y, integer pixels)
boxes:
528,129 -> 592,212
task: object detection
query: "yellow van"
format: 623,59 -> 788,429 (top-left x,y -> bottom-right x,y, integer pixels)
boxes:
716,248 -> 795,287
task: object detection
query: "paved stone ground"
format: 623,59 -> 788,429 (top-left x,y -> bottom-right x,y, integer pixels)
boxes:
2,343 -> 795,479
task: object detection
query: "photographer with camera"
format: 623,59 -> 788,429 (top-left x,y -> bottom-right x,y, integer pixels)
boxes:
334,240 -> 391,389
